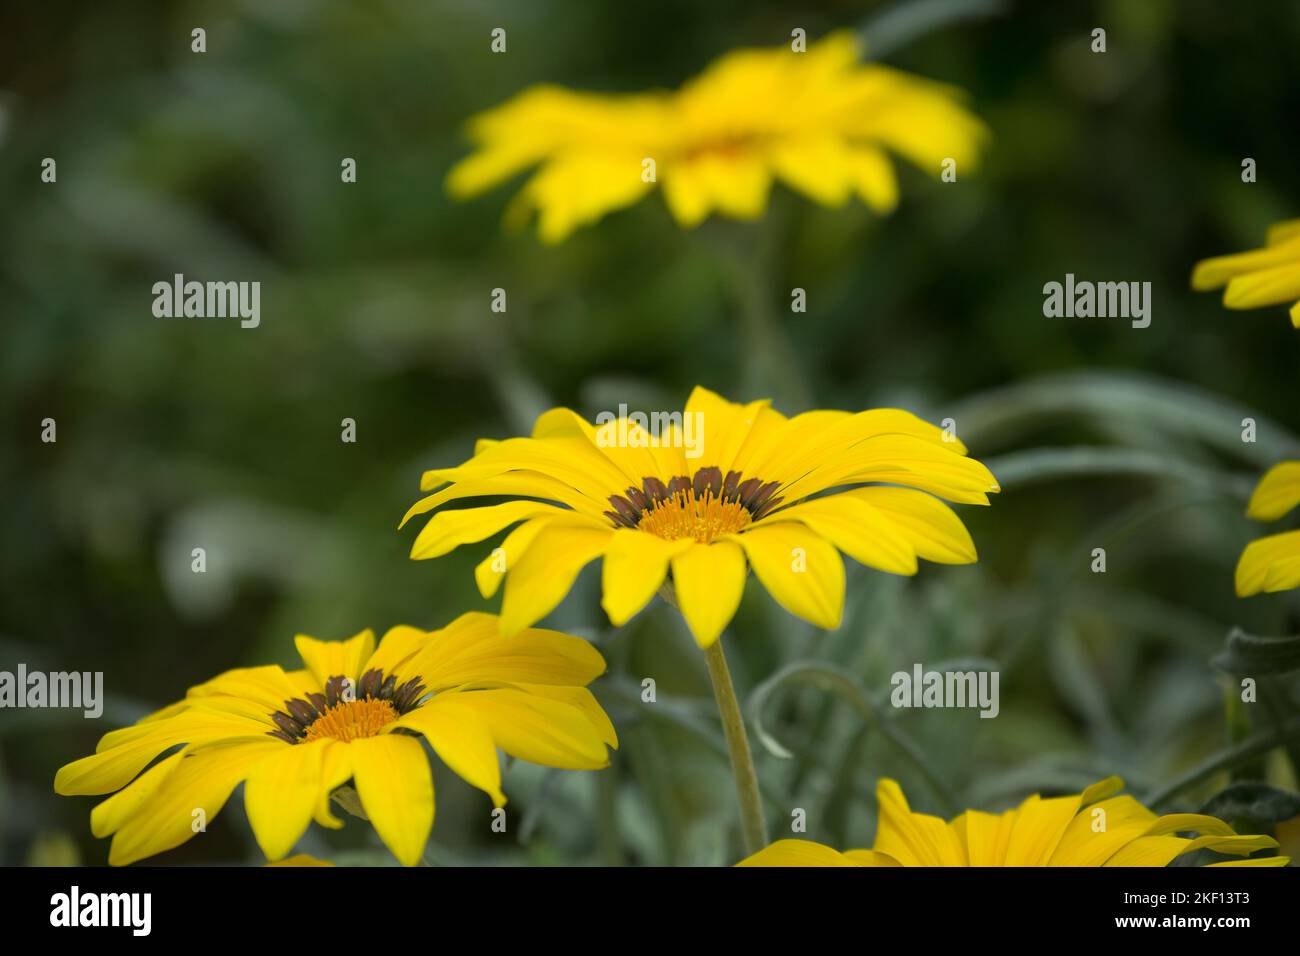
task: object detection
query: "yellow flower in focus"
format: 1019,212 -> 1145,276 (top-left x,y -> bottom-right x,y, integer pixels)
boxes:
447,31 -> 987,243
1192,219 -> 1300,327
737,777 -> 1288,867
1236,461 -> 1300,596
54,613 -> 616,866
402,386 -> 998,649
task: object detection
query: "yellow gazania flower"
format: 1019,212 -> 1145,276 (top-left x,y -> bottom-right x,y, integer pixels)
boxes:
1192,219 -> 1300,327
401,387 -> 998,648
54,613 -> 616,866
447,31 -> 987,243
738,777 -> 1288,867
1236,461 -> 1300,596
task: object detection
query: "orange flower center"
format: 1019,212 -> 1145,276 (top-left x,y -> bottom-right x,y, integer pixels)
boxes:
638,488 -> 751,543
302,698 -> 399,743
605,468 -> 784,542
268,670 -> 428,746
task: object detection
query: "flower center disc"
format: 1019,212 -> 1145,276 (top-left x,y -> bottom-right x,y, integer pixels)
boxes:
638,489 -> 751,543
303,698 -> 398,743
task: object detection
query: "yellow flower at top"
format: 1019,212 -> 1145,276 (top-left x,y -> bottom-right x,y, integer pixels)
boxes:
401,386 -> 997,649
1236,461 -> 1300,596
447,31 -> 987,243
737,777 -> 1288,867
1192,219 -> 1300,327
54,613 -> 616,866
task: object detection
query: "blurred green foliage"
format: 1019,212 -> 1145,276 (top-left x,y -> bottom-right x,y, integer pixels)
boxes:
2,0 -> 1300,866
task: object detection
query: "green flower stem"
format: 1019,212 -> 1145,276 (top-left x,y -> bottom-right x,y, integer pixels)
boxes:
703,639 -> 768,857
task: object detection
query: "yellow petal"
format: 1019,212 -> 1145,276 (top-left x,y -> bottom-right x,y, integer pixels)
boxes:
1002,794 -> 1081,866
1236,529 -> 1300,596
661,156 -> 714,229
505,683 -> 619,749
732,522 -> 844,629
294,630 -> 376,688
841,848 -> 902,866
736,839 -> 860,867
847,486 -> 978,564
765,495 -> 917,575
1143,813 -> 1234,838
267,854 -> 335,867
601,530 -> 692,626
1224,262 -> 1300,309
454,687 -> 611,769
410,500 -> 568,560
393,695 -> 506,806
958,809 -> 1016,866
536,406 -> 662,488
1048,795 -> 1159,866
89,752 -> 184,838
1207,856 -> 1291,867
872,778 -> 967,866
403,472 -> 601,526
364,625 -> 434,681
244,740 -> 326,861
351,734 -> 434,867
1246,461 -> 1300,521
108,739 -> 281,866
781,433 -> 998,505
670,540 -> 747,648
847,145 -> 899,213
769,135 -> 855,207
1192,236 -> 1300,289
1102,834 -> 1188,867
738,407 -> 967,484
55,711 -> 264,796
407,611 -> 607,690
848,67 -> 988,173
682,387 -> 772,478
185,665 -> 310,713
426,436 -> 630,505
522,149 -> 657,244
475,516 -> 555,599
313,740 -> 354,830
498,522 -> 613,635
1176,833 -> 1280,856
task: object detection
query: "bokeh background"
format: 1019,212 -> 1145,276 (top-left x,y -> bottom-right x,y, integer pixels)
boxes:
3,0 -> 1300,866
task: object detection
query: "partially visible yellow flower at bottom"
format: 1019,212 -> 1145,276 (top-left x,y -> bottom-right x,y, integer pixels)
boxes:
1236,461 -> 1300,596
54,612 -> 617,867
1192,218 -> 1300,327
266,854 -> 334,867
737,778 -> 1288,867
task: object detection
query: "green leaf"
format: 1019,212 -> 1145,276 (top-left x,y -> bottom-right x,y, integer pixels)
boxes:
1213,628 -> 1300,677
748,660 -> 957,815
1146,716 -> 1300,809
952,370 -> 1300,467
1200,783 -> 1300,825
985,447 -> 1253,496
861,0 -> 1006,59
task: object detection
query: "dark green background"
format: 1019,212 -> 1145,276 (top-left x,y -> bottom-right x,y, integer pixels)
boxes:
2,0 -> 1299,866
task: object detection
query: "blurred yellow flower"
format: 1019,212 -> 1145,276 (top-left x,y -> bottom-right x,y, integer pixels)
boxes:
737,777 -> 1288,867
1236,461 -> 1300,596
447,31 -> 987,243
1192,219 -> 1300,327
54,613 -> 616,866
402,386 -> 997,649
